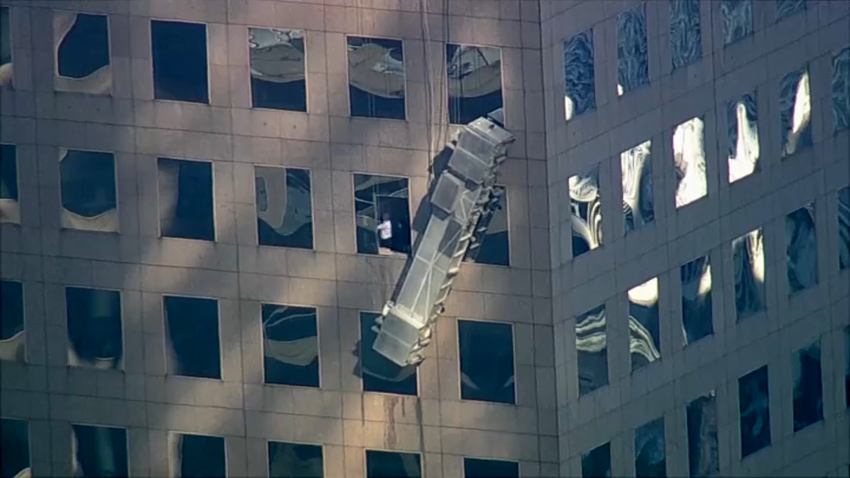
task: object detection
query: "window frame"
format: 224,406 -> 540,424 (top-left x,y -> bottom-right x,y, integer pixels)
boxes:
0,279 -> 26,363
57,147 -> 120,233
444,42 -> 505,126
364,448 -> 422,478
266,439 -> 325,478
252,164 -> 316,250
64,285 -> 125,370
259,302 -> 322,389
246,26 -> 309,113
156,156 -> 217,241
344,34 -> 408,121
167,430 -> 228,478
69,422 -> 130,477
351,172 -> 412,257
456,317 -> 517,405
463,184 -> 511,267
52,9 -> 113,95
358,310 -> 419,396
161,293 -> 223,381
150,18 -> 211,105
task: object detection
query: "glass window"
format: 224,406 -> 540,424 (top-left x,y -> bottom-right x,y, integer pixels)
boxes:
840,187 -> 850,270
164,296 -> 221,380
464,185 -> 509,266
359,312 -> 417,395
269,441 -> 323,478
72,424 -> 128,478
792,340 -> 823,431
0,418 -> 29,478
681,255 -> 713,345
786,203 -> 818,293
60,149 -> 118,232
172,433 -> 226,478
732,228 -> 765,321
721,0 -> 753,45
354,173 -> 411,256
158,158 -> 215,241
256,166 -> 313,249
563,29 -> 596,121
617,3 -> 649,96
570,164 -> 602,257
581,442 -> 611,478
577,304 -> 608,395
622,140 -> 654,233
776,0 -> 806,20
151,20 -> 208,104
249,28 -> 307,112
635,417 -> 666,478
54,12 -> 111,94
669,0 -> 702,70
0,143 -> 19,224
446,44 -> 503,124
686,392 -> 719,478
780,66 -> 813,157
673,117 -> 707,208
833,47 -> 850,132
629,278 -> 660,372
262,304 -> 319,388
0,6 -> 11,87
66,287 -> 123,370
727,92 -> 760,183
348,36 -> 405,120
366,450 -> 421,478
458,319 -> 515,404
464,458 -> 518,478
739,365 -> 771,458
845,326 -> 850,409
0,280 -> 25,362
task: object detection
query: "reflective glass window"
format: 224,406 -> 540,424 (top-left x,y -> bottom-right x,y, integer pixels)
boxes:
833,47 -> 850,133
669,0 -> 702,70
840,187 -> 850,270
673,117 -> 707,208
732,228 -> 765,321
151,20 -> 209,103
563,29 -> 596,121
577,304 -> 608,395
250,28 -> 307,112
776,0 -> 806,20
164,296 -> 221,380
780,66 -> 813,158
173,433 -> 226,478
739,365 -> 771,458
354,173 -> 411,256
348,36 -> 405,120
686,392 -> 719,478
786,203 -> 818,293
256,166 -> 313,249
447,44 -> 503,124
635,417 -> 666,478
0,143 -> 19,224
55,12 -> 111,94
570,165 -> 602,257
366,450 -> 421,478
60,149 -> 118,232
621,140 -> 654,233
72,424 -> 128,478
581,442 -> 611,478
845,327 -> 850,409
727,92 -> 760,183
0,280 -> 25,362
681,255 -> 713,345
269,441 -> 323,478
617,3 -> 649,96
721,0 -> 753,45
66,287 -> 123,370
0,6 -> 12,87
464,185 -> 509,266
629,278 -> 660,372
360,312 -> 417,395
0,418 -> 29,478
158,158 -> 215,241
262,304 -> 319,388
464,458 -> 518,478
792,340 -> 823,431
458,319 -> 515,404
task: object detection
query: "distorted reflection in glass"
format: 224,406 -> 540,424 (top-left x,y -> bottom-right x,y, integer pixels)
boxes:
780,67 -> 812,157
54,12 -> 111,94
354,173 -> 411,255
576,304 -> 608,396
635,417 -> 666,478
0,418 -> 29,478
0,143 -> 19,223
268,441 -> 323,478
785,203 -> 818,293
739,365 -> 771,458
464,185 -> 509,266
250,28 -> 307,111
348,36 -> 405,120
727,92 -> 760,183
840,187 -> 850,270
776,0 -> 806,20
0,7 -> 13,87
845,327 -> 850,409
793,340 -> 823,431
158,158 -> 215,241
669,0 -> 702,70
617,3 -> 649,96
622,140 -> 654,234
673,117 -> 707,208
564,29 -> 596,120
447,44 -> 503,125
72,424 -> 128,478
60,149 -> 118,232
458,319 -> 515,404
687,392 -> 719,478
581,442 -> 611,478
0,280 -> 25,362
164,296 -> 221,380
171,433 -> 226,478
732,228 -> 765,321
721,0 -> 753,45
570,165 -> 602,257
360,312 -> 417,395
681,255 -> 713,345
629,278 -> 660,372
366,450 -> 421,478
66,287 -> 123,370
262,304 -> 319,388
833,47 -> 850,132
151,20 -> 209,104
464,457 -> 519,478
256,166 -> 313,249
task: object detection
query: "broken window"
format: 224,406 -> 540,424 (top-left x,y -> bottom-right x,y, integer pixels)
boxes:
669,0 -> 702,70
256,166 -> 313,249
0,280 -> 25,362
721,0 -> 753,45
840,187 -> 850,270
54,12 -> 111,94
833,47 -> 850,133
780,66 -> 813,157
164,295 -> 221,380
739,365 -> 771,458
464,185 -> 509,266
151,20 -> 208,104
733,229 -> 765,321
617,3 -> 649,96
359,311 -> 417,395
66,287 -> 122,370
776,0 -> 806,20
563,29 -> 596,121
458,319 -> 515,404
786,203 -> 818,293
60,149 -> 118,233
1,418 -> 30,478
581,442 -> 611,478
629,278 -> 660,372
72,424 -> 128,478
570,165 -> 602,257
172,433 -> 226,478
366,450 -> 421,478
354,173 -> 411,256
262,304 -> 319,388
0,143 -> 19,224
158,158 -> 215,241
681,255 -> 713,345
622,140 -> 654,233
348,36 -> 406,120
792,340 -> 823,431
635,417 -> 666,478
268,441 -> 323,478
673,117 -> 707,209
249,28 -> 307,112
727,92 -> 760,183
464,458 -> 518,478
576,304 -> 608,395
446,44 -> 503,124
0,6 -> 11,87
687,392 -> 719,478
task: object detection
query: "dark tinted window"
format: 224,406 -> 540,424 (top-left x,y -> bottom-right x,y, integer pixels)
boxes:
151,20 -> 208,103
669,0 -> 702,70
576,304 -> 608,395
263,304 -> 319,388
686,392 -> 719,478
158,158 -> 215,241
464,185 -> 509,266
268,441 -> 323,478
354,174 -> 410,255
629,278 -> 660,372
250,28 -> 306,112
60,150 -> 118,232
0,280 -> 25,362
0,418 -> 29,478
581,442 -> 611,478
256,167 -> 313,249
348,37 -> 405,120
360,312 -> 417,395
839,187 -> 849,270
0,6 -> 11,87
635,417 -> 666,478
446,44 -> 502,124
721,0 -> 753,45
681,255 -> 713,345
464,457 -> 518,478
616,4 -> 649,96
739,365 -> 770,458
366,450 -> 421,478
834,47 -> 850,133
776,0 -> 806,20
175,433 -> 226,478
0,144 -> 18,200
72,424 -> 128,478
732,229 -> 765,321
458,319 -> 515,404
845,327 -> 850,409
66,287 -> 123,370
786,203 -> 818,293
164,296 -> 221,379
55,12 -> 110,94
792,341 -> 823,431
